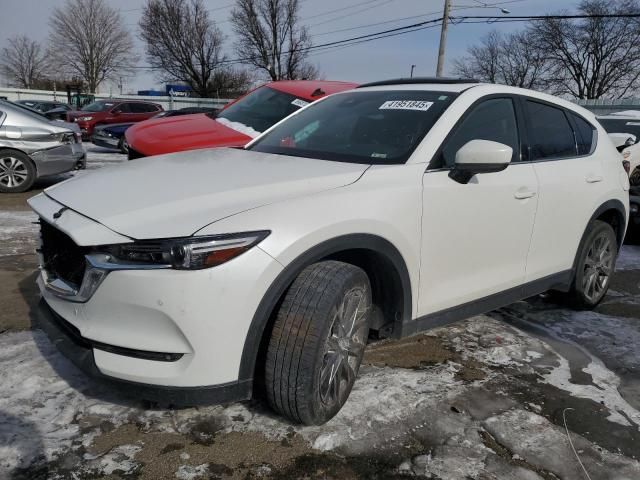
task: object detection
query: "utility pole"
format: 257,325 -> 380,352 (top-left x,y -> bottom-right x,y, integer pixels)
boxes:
436,0 -> 452,77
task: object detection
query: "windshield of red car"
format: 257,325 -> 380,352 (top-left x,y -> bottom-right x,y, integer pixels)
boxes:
214,86 -> 310,134
248,90 -> 457,164
81,101 -> 115,112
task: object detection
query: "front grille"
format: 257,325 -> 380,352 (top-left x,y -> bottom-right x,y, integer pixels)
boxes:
40,220 -> 89,287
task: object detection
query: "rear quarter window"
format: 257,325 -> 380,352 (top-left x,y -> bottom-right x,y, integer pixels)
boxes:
571,114 -> 596,155
525,100 -> 577,160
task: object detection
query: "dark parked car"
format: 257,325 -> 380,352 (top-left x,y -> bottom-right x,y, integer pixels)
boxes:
15,100 -> 72,114
15,100 -> 74,121
91,107 -> 220,153
67,99 -> 163,139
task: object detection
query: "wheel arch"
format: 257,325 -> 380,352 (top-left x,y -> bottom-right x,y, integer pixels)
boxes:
0,147 -> 37,174
569,199 -> 627,282
238,233 -> 412,384
589,199 -> 627,249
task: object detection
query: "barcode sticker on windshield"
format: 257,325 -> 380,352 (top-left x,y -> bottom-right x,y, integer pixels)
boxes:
291,98 -> 310,108
379,100 -> 433,111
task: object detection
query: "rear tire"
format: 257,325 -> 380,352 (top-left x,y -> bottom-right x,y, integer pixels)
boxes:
265,261 -> 372,425
562,220 -> 617,309
118,137 -> 129,154
0,149 -> 36,193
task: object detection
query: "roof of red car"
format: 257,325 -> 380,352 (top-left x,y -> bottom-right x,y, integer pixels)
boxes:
266,80 -> 358,100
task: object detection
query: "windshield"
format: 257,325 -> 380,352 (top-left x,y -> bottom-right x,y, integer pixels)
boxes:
249,90 -> 457,164
215,86 -> 309,133
81,101 -> 114,112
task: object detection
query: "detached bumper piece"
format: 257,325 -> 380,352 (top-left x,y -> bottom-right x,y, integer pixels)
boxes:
35,300 -> 253,406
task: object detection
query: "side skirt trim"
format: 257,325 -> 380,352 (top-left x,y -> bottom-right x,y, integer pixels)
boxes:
401,270 -> 572,337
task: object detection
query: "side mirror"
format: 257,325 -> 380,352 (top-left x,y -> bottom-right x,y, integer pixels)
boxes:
449,139 -> 512,184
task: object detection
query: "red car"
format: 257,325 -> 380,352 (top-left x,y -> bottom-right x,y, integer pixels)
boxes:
67,99 -> 163,139
125,80 -> 357,159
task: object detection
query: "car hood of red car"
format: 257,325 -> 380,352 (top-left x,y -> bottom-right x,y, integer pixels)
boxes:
126,113 -> 252,156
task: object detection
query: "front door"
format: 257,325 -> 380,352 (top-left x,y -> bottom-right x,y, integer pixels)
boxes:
418,97 -> 538,316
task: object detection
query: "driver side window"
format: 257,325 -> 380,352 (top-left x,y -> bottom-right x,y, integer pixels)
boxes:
438,98 -> 519,169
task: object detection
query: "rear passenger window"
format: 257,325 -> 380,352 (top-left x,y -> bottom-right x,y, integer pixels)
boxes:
572,114 -> 595,155
439,98 -> 519,168
128,103 -> 147,113
114,103 -> 131,113
526,101 -> 576,160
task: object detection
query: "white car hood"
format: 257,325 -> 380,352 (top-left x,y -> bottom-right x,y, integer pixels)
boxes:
44,148 -> 368,240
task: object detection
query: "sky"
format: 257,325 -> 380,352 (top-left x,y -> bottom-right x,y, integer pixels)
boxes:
0,0 -> 575,94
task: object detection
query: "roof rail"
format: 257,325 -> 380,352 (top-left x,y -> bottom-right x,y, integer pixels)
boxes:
357,77 -> 480,88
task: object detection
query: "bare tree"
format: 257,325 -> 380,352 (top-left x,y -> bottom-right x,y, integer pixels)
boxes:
453,30 -> 549,90
530,0 -> 640,99
230,0 -> 317,80
139,0 -> 226,97
0,35 -> 49,88
209,67 -> 255,97
49,0 -> 134,93
453,31 -> 501,83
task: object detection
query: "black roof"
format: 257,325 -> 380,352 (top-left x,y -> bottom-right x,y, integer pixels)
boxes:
357,77 -> 480,88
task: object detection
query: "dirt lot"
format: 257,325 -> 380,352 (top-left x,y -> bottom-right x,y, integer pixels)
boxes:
1,146 -> 640,479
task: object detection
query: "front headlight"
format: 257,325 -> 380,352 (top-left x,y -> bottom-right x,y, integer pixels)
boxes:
78,116 -> 94,121
98,231 -> 270,270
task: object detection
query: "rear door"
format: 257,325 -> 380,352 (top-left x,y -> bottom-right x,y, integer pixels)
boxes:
520,98 -> 601,281
419,96 -> 539,316
106,102 -> 133,124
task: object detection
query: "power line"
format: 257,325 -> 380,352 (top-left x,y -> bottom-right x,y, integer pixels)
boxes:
118,12 -> 640,71
309,1 -> 526,37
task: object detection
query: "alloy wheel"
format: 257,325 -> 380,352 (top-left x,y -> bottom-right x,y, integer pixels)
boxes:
0,156 -> 28,188
582,231 -> 614,303
319,286 -> 369,408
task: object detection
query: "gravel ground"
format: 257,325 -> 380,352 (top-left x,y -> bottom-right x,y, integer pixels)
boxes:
1,145 -> 640,479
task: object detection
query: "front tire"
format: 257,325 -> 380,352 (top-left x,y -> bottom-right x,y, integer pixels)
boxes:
265,261 -> 372,425
566,220 -> 617,309
0,150 -> 36,193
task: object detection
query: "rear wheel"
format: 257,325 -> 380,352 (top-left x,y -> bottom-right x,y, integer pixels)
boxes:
265,261 -> 372,425
0,150 -> 36,193
563,220 -> 617,309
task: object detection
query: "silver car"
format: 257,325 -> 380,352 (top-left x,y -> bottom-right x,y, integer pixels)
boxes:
0,100 -> 86,193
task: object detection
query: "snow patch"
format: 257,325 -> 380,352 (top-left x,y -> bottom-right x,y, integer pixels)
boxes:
543,347 -> 640,428
175,463 -> 210,479
0,329 -> 470,475
216,117 -> 260,138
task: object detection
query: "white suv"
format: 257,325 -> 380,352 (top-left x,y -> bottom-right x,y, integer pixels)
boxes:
29,79 -> 629,425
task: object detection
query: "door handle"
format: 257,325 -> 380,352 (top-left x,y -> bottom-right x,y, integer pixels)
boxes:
514,189 -> 536,200
586,174 -> 603,183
